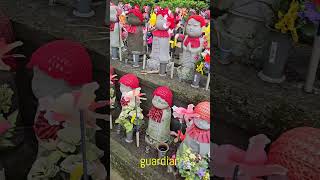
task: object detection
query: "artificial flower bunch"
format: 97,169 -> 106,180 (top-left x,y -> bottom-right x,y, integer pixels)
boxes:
195,49 -> 210,76
176,144 -> 210,180
275,0 -> 300,42
115,88 -> 145,133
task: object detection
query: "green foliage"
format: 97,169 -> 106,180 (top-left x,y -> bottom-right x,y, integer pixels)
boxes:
156,0 -> 209,11
122,0 -> 209,11
122,0 -> 155,9
0,84 -> 14,114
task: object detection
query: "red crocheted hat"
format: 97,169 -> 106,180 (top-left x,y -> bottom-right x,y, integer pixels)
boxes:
128,8 -> 144,23
187,15 -> 206,27
194,101 -> 210,122
153,86 -> 173,107
268,127 -> 320,180
119,73 -> 139,89
27,40 -> 92,86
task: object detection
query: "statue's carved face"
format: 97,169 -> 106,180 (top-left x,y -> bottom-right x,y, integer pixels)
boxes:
119,84 -> 132,94
155,15 -> 168,30
110,7 -> 118,22
31,67 -> 76,99
193,118 -> 210,130
186,18 -> 202,37
152,95 -> 169,109
127,14 -> 142,26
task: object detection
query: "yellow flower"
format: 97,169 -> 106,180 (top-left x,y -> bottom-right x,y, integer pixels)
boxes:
202,172 -> 210,180
70,164 -> 83,180
149,12 -> 156,26
189,153 -> 196,160
196,63 -> 204,75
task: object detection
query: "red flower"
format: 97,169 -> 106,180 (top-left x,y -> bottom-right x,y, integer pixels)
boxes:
204,54 -> 210,63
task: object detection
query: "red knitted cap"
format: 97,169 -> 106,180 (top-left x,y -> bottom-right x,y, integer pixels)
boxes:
187,15 -> 206,27
153,86 -> 173,107
268,127 -> 320,180
27,40 -> 92,86
128,8 -> 144,23
194,101 -> 210,122
119,73 -> 139,89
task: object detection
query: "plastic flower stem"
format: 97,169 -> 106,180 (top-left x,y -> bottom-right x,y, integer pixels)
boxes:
79,109 -> 88,180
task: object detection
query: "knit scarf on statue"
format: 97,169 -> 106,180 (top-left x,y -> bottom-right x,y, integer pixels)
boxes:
152,30 -> 169,38
183,36 -> 200,48
148,106 -> 164,123
124,24 -> 138,34
33,111 -> 64,140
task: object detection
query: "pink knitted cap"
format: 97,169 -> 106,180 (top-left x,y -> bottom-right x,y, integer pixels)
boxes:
27,40 -> 93,86
194,101 -> 210,122
153,86 -> 173,107
119,73 -> 139,89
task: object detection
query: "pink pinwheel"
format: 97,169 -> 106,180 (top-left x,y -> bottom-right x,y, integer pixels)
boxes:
212,134 -> 288,180
172,104 -> 200,124
0,38 -> 25,71
0,120 -> 11,135
122,87 -> 146,104
45,82 -> 108,129
110,74 -> 117,85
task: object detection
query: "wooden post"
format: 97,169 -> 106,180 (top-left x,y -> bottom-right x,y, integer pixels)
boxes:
79,110 -> 88,180
110,115 -> 113,129
206,73 -> 210,91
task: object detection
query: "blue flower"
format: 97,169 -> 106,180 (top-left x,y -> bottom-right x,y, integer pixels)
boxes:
204,62 -> 210,70
197,168 -> 206,177
185,162 -> 191,169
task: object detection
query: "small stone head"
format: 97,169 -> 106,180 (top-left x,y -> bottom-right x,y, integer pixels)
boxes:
27,40 -> 92,99
119,73 -> 139,94
155,9 -> 174,30
151,86 -> 173,109
186,15 -> 206,37
193,101 -> 210,130
127,9 -> 144,26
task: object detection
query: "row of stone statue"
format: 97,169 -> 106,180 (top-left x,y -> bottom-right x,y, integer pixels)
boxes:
110,69 -> 210,158
110,3 -> 210,89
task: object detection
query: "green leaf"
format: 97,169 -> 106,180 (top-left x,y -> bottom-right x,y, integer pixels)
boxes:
7,110 -> 18,126
3,132 -> 13,138
0,138 -> 15,148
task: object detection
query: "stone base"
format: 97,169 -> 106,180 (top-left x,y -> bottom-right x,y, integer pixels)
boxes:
258,71 -> 286,84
